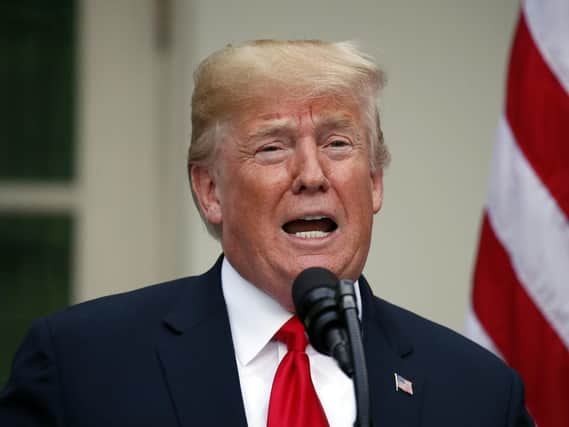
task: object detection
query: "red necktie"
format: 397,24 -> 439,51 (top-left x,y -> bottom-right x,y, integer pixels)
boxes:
267,316 -> 330,427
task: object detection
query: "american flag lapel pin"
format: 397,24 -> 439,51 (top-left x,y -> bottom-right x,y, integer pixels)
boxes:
394,373 -> 414,395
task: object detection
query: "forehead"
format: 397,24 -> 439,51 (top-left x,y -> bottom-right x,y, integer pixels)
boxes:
232,96 -> 364,135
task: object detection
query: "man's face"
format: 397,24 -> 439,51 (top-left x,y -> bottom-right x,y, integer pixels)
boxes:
192,96 -> 383,311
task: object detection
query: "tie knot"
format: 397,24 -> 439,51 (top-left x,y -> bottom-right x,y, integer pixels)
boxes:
275,316 -> 308,352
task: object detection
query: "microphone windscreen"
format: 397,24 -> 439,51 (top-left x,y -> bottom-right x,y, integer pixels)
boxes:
292,267 -> 338,318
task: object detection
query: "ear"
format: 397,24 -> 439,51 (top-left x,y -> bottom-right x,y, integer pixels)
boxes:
370,169 -> 383,214
190,165 -> 223,225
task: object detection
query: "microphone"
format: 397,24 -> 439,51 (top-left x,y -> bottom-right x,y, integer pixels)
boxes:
292,267 -> 353,377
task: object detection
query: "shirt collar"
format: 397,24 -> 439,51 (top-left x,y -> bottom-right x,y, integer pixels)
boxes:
222,258 -> 291,366
221,257 -> 363,366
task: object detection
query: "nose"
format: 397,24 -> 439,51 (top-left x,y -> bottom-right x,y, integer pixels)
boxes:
291,141 -> 330,194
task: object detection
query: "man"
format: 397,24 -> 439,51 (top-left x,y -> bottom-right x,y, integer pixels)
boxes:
0,40 -> 533,426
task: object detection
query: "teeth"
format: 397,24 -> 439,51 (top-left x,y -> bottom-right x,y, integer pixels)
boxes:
301,215 -> 327,221
295,230 -> 329,239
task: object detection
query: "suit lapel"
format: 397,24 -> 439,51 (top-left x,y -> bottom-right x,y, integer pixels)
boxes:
156,257 -> 247,427
360,277 -> 425,427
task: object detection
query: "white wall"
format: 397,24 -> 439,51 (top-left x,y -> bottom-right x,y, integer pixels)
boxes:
178,0 -> 520,333
76,1 -> 161,301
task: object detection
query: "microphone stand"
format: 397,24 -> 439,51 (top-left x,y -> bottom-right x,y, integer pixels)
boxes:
336,279 -> 371,427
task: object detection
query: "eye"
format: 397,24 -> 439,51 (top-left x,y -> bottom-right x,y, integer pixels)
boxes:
324,137 -> 353,151
254,142 -> 290,164
259,145 -> 282,152
328,139 -> 350,148
322,136 -> 354,160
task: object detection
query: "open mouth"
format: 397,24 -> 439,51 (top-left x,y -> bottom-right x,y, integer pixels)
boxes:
282,215 -> 338,239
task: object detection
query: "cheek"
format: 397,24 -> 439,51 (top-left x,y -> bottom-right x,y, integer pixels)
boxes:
339,171 -> 375,204
225,168 -> 288,217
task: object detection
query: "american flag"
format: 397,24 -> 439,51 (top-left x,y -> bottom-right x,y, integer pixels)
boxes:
394,373 -> 413,396
466,0 -> 569,425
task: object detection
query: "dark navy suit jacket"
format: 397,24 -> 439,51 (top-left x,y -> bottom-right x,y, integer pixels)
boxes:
0,256 -> 533,426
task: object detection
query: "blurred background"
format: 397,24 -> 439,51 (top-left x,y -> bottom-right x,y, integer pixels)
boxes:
0,0 -> 520,385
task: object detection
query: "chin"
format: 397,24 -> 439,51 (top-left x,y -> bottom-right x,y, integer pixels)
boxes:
291,255 -> 345,276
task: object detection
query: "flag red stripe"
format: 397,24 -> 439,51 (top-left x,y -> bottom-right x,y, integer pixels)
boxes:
506,13 -> 569,218
473,214 -> 569,426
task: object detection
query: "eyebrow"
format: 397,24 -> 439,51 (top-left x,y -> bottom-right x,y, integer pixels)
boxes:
246,113 -> 359,141
314,115 -> 359,136
247,118 -> 296,140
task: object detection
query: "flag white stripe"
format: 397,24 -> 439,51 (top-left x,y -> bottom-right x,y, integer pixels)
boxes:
464,306 -> 500,356
486,116 -> 569,350
524,0 -> 569,95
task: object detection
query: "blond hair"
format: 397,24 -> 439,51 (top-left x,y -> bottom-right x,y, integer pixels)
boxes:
188,39 -> 389,238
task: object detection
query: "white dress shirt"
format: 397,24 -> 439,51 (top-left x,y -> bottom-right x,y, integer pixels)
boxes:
221,258 -> 359,427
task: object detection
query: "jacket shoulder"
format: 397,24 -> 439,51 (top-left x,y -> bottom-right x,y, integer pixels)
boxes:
372,296 -> 506,370
374,297 -> 473,345
370,297 -> 533,425
47,276 -> 192,334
